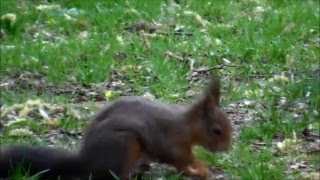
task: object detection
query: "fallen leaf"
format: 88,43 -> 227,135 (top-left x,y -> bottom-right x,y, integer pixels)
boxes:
9,128 -> 34,137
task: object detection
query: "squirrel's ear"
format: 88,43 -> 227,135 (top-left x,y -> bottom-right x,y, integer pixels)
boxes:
204,75 -> 221,106
189,76 -> 221,117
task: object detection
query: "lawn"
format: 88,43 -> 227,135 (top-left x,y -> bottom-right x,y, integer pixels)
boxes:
0,0 -> 319,179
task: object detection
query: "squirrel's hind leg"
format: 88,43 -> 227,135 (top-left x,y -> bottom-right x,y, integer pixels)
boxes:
122,135 -> 145,180
81,130 -> 144,180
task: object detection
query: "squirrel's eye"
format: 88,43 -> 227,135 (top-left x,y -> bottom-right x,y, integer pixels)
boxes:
212,128 -> 222,135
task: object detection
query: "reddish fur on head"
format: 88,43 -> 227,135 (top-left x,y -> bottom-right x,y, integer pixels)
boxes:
189,76 -> 232,152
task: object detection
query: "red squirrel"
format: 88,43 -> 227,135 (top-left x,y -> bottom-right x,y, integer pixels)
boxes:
0,76 -> 232,179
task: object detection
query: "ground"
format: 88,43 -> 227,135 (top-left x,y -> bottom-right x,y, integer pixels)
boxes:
0,0 -> 319,179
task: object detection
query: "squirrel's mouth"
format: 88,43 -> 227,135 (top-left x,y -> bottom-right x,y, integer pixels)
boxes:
204,142 -> 231,153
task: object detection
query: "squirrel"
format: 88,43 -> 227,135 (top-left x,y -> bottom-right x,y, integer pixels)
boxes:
0,76 -> 232,180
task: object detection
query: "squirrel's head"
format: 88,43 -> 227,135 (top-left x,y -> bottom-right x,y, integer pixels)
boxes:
189,76 -> 232,152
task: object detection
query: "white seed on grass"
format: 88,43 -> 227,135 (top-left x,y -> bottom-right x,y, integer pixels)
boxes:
142,92 -> 155,100
39,108 -> 50,120
116,36 -> 124,46
36,5 -> 60,11
222,58 -> 231,64
243,99 -> 253,106
279,97 -> 287,106
215,39 -> 222,46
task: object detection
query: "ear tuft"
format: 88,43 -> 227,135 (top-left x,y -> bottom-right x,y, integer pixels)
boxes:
205,75 -> 221,105
188,75 -> 222,118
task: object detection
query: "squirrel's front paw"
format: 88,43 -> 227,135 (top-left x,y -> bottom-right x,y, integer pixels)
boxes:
187,164 -> 209,180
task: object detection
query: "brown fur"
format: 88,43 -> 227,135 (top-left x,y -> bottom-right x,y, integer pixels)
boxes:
0,76 -> 232,179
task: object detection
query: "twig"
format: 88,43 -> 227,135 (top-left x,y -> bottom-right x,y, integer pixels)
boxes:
165,51 -> 195,71
193,64 -> 240,73
306,149 -> 320,155
158,31 -> 194,37
165,51 -> 185,61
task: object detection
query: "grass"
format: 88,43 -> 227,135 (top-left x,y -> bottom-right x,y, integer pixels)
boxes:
1,0 -> 319,179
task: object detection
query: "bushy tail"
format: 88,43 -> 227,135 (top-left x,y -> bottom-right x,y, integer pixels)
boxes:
0,145 -> 84,179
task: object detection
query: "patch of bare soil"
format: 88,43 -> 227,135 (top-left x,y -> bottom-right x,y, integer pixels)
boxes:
0,99 -> 99,147
0,71 -> 135,104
